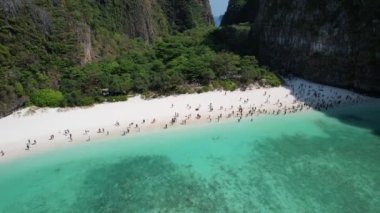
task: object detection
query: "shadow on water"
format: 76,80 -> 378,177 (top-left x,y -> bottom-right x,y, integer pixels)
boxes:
284,77 -> 380,136
322,103 -> 380,136
335,111 -> 380,132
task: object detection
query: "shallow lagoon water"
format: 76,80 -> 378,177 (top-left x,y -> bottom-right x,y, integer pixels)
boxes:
0,101 -> 379,212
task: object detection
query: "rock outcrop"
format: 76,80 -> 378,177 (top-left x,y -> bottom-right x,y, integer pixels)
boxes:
222,0 -> 380,95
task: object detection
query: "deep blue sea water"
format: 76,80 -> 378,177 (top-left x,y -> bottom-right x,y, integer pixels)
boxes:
0,101 -> 379,212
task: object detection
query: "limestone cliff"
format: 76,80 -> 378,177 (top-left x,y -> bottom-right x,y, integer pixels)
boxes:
0,0 -> 213,117
222,0 -> 380,95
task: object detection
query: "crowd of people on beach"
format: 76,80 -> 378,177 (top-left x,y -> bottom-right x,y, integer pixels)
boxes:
0,78 -> 369,159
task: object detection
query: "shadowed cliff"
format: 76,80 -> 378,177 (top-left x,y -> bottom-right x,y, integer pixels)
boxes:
221,0 -> 380,96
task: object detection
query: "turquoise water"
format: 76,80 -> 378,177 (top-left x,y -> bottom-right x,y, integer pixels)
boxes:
0,101 -> 380,212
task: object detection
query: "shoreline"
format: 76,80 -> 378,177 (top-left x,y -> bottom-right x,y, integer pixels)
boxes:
0,78 -> 374,163
0,108 -> 319,165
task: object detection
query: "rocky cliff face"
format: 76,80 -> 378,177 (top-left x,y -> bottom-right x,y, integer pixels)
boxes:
0,0 -> 213,117
222,0 -> 380,95
1,0 -> 213,61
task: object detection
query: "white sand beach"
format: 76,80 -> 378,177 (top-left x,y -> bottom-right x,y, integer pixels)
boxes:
0,78 -> 371,162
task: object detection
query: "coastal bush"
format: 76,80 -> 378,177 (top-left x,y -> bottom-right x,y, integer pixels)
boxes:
263,71 -> 282,87
79,96 -> 95,106
107,96 -> 128,103
212,80 -> 238,91
31,89 -> 64,107
201,86 -> 211,93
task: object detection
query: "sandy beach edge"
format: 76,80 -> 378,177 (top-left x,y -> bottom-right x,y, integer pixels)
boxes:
0,78 -> 374,163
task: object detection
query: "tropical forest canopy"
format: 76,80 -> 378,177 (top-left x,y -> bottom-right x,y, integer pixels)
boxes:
3,27 -> 281,108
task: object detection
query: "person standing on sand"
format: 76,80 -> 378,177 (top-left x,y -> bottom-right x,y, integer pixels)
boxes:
0,150 -> 4,156
32,140 -> 37,145
25,143 -> 30,151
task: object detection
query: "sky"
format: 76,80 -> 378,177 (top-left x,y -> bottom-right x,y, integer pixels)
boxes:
210,0 -> 229,17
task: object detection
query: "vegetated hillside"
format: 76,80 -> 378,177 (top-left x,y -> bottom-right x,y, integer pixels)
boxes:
0,0 -> 213,117
221,0 -> 380,95
42,28 -> 281,107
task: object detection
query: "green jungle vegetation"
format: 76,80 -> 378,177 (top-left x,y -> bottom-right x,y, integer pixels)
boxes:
2,26 -> 281,107
61,27 -> 281,106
